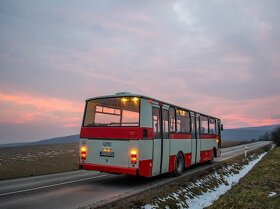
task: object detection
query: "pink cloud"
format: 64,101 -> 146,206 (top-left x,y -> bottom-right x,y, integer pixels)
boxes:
0,92 -> 84,127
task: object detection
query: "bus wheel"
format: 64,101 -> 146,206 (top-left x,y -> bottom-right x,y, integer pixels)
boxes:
173,152 -> 184,177
209,149 -> 215,164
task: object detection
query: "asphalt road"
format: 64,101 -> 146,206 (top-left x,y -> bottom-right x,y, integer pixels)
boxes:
0,141 -> 271,209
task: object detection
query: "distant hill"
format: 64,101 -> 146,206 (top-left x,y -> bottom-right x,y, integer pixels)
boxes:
222,124 -> 279,141
1,124 -> 279,147
0,135 -> 80,147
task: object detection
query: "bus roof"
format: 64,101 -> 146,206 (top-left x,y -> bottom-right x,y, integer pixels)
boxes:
86,92 -> 221,121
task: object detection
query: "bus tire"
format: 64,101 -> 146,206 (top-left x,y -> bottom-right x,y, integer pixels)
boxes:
173,152 -> 184,177
209,148 -> 215,164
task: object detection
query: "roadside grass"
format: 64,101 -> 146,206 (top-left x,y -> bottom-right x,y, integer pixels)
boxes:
208,146 -> 280,209
94,145 -> 271,209
0,143 -> 79,180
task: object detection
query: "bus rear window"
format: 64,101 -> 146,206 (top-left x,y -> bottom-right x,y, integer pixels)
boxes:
83,97 -> 140,127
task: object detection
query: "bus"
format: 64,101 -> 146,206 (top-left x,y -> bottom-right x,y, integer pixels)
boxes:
79,92 -> 222,177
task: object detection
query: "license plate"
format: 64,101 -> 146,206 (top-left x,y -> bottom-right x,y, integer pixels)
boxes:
100,151 -> 114,157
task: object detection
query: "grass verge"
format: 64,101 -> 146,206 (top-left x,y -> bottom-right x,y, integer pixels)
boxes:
92,145 -> 271,209
207,145 -> 280,209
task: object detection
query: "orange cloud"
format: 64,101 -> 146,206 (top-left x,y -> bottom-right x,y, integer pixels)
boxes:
0,92 -> 84,127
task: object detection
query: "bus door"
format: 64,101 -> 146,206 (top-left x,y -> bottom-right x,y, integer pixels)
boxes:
191,112 -> 196,165
195,114 -> 201,163
217,121 -> 222,156
151,105 -> 169,176
161,106 -> 169,173
217,121 -> 222,149
152,105 -> 161,176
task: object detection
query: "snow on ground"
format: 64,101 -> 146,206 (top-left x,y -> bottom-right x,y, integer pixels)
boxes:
268,192 -> 277,197
142,152 -> 267,209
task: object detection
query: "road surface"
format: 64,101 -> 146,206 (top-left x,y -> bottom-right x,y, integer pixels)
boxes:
0,141 -> 271,209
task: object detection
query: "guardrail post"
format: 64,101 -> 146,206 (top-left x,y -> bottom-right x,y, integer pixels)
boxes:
245,146 -> 248,158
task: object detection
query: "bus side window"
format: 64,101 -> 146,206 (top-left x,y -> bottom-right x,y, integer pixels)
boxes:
162,109 -> 169,138
196,116 -> 200,136
216,120 -> 219,135
200,116 -> 209,134
169,107 -> 176,132
209,118 -> 216,134
176,109 -> 191,133
191,115 -> 195,138
152,107 -> 161,139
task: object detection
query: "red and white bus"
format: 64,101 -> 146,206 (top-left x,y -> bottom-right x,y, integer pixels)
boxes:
79,92 -> 222,177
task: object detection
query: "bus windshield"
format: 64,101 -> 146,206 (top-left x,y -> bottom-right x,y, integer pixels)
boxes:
83,97 -> 140,127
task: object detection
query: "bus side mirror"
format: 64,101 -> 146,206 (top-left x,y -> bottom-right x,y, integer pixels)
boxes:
221,124 -> 224,131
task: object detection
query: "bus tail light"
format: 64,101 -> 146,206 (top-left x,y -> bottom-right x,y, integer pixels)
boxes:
81,145 -> 87,160
130,150 -> 137,164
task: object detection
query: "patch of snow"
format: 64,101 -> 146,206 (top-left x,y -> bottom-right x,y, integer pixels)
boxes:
187,152 -> 267,209
143,152 -> 267,209
268,192 -> 277,197
144,204 -> 157,209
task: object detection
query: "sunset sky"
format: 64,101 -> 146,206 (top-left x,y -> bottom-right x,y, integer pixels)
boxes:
0,1 -> 280,143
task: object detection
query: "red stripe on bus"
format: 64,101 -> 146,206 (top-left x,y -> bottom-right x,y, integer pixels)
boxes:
200,134 -> 217,139
200,149 -> 213,163
168,155 -> 176,172
184,153 -> 192,167
82,163 -> 137,175
169,133 -> 192,139
80,127 -> 153,140
139,159 -> 152,177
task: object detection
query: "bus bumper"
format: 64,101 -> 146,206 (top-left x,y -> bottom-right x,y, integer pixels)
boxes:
81,163 -> 137,175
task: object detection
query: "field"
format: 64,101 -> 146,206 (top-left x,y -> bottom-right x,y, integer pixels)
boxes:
208,146 -> 280,209
0,143 -> 79,180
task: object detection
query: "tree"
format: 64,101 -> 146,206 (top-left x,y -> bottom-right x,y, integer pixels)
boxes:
258,132 -> 271,141
271,127 -> 280,147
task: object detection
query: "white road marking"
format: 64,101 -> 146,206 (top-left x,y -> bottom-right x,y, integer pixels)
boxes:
0,174 -> 108,197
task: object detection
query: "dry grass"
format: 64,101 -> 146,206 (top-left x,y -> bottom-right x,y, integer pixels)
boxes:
0,143 -> 79,180
208,146 -> 280,209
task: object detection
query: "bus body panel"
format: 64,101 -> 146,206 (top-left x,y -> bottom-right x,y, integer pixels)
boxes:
169,139 -> 192,168
196,138 -> 201,163
161,138 -> 170,173
169,139 -> 188,156
191,138 -> 196,165
200,137 -> 217,162
81,139 -> 139,169
152,138 -> 161,176
139,140 -> 153,160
